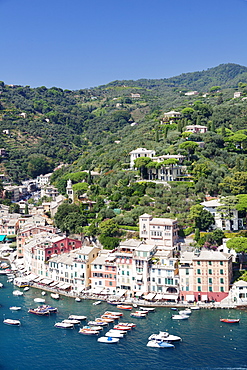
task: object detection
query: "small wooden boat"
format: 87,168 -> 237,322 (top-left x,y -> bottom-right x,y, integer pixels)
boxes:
79,328 -> 100,335
130,312 -> 146,318
113,325 -> 132,331
3,319 -> 21,326
104,311 -> 123,317
220,318 -> 240,323
117,322 -> 136,328
117,305 -> 132,310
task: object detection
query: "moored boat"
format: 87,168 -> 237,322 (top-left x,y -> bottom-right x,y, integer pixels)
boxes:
68,315 -> 87,321
104,311 -> 123,317
88,320 -> 108,326
117,322 -> 136,328
34,298 -> 45,303
54,322 -> 74,329
148,331 -> 182,342
97,336 -> 119,344
139,307 -> 155,312
62,319 -> 81,325
130,312 -> 147,318
9,306 -> 21,311
28,308 -> 50,316
147,339 -> 174,348
105,330 -> 124,338
3,318 -> 21,326
13,290 -> 24,296
51,293 -> 60,300
172,314 -> 189,320
93,300 -> 101,305
113,325 -> 132,331
75,297 -> 81,302
220,318 -> 240,323
79,328 -> 100,335
117,305 -> 132,310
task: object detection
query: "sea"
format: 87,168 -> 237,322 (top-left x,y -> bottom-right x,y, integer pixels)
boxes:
0,275 -> 247,370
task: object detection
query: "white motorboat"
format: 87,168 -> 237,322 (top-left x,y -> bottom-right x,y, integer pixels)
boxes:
62,319 -> 81,325
13,290 -> 23,296
104,311 -> 123,317
51,293 -> 60,300
41,291 -> 46,296
68,315 -> 87,321
9,306 -> 21,311
83,325 -> 103,331
139,307 -> 155,312
0,283 -> 3,288
105,331 -> 124,338
93,300 -> 101,305
190,306 -> 200,310
180,309 -> 191,315
34,298 -> 45,303
75,297 -> 81,302
79,328 -> 99,335
148,331 -> 182,342
147,339 -> 174,348
54,322 -> 74,329
172,314 -> 189,320
97,336 -> 119,344
23,287 -> 30,292
88,320 -> 108,326
3,319 -> 21,326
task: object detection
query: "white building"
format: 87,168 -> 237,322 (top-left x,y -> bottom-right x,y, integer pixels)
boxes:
129,148 -> 155,169
36,173 -> 53,188
201,198 -> 242,231
185,125 -> 208,134
228,280 -> 247,306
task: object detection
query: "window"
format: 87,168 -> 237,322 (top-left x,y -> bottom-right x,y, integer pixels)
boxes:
197,269 -> 201,274
109,282 -> 112,286
220,287 -> 224,292
198,286 -> 201,292
197,261 -> 200,265
208,261 -> 212,265
220,261 -> 223,266
209,287 -> 212,292
209,278 -> 212,284
220,278 -> 224,284
186,268 -> 189,275
209,269 -> 212,275
197,278 -> 201,283
220,269 -> 224,275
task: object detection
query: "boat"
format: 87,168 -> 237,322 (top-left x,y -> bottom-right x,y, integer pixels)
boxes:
9,306 -> 21,311
148,331 -> 182,342
171,307 -> 177,311
117,305 -> 132,310
39,305 -> 58,313
220,318 -> 240,323
75,297 -> 81,302
23,287 -> 30,292
107,300 -> 122,305
113,325 -> 132,331
62,319 -> 81,325
97,317 -> 114,323
41,291 -> 46,296
190,306 -> 200,310
51,293 -> 60,300
87,321 -> 108,326
0,283 -> 3,288
172,314 -> 189,320
130,312 -> 147,318
97,336 -> 119,344
28,308 -> 50,316
34,298 -> 45,303
83,325 -> 103,331
93,300 -> 101,305
54,322 -> 74,329
147,339 -> 174,348
79,328 -> 100,335
101,314 -> 120,320
104,311 -> 123,317
13,290 -> 24,296
117,322 -> 136,328
180,309 -> 191,315
105,330 -> 124,338
3,319 -> 21,326
139,307 -> 155,312
68,315 -> 87,321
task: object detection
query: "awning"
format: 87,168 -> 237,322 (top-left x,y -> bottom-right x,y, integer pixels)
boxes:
144,293 -> 156,300
40,278 -> 54,285
185,294 -> 195,301
50,282 -> 59,287
0,235 -> 6,242
25,274 -> 38,281
33,277 -> 43,283
57,282 -> 65,288
155,293 -> 163,300
161,294 -> 178,300
60,283 -> 71,290
115,289 -> 126,298
135,291 -> 143,297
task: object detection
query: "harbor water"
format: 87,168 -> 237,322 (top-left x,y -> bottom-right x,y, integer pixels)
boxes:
1,275 -> 247,370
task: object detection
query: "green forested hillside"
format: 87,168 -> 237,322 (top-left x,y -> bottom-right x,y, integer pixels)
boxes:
0,63 -> 247,184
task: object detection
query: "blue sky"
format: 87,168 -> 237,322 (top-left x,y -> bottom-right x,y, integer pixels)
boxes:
1,0 -> 247,90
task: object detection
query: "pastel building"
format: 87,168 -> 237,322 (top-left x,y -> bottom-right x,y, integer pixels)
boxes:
90,250 -> 117,295
139,213 -> 179,248
129,148 -> 155,169
179,250 -> 232,302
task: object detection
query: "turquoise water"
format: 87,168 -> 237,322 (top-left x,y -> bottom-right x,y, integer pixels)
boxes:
1,275 -> 247,370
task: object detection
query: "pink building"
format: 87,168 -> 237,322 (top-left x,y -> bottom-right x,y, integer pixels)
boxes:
90,251 -> 117,294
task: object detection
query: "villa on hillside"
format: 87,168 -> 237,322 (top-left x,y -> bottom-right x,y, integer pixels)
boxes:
185,125 -> 208,134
